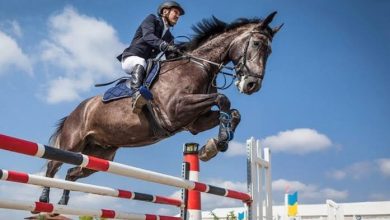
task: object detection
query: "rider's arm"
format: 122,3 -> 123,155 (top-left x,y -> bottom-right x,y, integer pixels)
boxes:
141,14 -> 168,51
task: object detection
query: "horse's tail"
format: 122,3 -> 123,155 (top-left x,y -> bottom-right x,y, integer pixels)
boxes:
49,116 -> 68,149
40,116 -> 68,172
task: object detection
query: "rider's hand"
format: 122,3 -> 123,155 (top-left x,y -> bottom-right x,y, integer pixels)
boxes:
166,44 -> 181,54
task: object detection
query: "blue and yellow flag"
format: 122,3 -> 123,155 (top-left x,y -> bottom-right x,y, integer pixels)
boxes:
287,191 -> 298,217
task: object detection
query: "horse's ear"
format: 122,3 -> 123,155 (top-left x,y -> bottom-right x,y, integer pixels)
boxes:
272,23 -> 284,35
260,11 -> 277,29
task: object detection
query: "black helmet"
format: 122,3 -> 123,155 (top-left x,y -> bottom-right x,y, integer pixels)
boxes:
158,1 -> 185,16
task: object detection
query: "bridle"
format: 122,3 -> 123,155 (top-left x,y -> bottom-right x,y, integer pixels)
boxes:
163,30 -> 272,89
233,30 -> 272,80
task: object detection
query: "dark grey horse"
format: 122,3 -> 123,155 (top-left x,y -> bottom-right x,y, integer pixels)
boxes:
39,12 -> 282,206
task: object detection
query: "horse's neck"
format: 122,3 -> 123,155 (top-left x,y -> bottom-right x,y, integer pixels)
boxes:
191,32 -> 237,66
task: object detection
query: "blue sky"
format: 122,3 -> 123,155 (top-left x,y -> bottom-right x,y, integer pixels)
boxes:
0,0 -> 389,218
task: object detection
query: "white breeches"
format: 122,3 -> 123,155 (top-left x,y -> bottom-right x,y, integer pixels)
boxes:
121,56 -> 146,74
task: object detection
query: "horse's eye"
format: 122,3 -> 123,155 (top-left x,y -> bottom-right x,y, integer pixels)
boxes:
253,41 -> 260,47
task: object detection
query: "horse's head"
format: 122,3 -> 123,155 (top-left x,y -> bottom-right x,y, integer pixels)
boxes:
229,11 -> 282,94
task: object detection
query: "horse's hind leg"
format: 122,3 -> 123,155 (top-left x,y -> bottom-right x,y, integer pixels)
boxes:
39,128 -> 85,203
39,160 -> 63,203
58,145 -> 118,205
57,167 -> 97,205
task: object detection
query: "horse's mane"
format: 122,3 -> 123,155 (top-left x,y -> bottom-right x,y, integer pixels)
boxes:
180,16 -> 263,51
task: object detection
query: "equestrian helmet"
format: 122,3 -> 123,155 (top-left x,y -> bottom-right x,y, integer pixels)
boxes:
158,1 -> 185,16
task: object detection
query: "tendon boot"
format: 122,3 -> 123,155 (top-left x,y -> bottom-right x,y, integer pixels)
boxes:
130,64 -> 147,113
217,111 -> 234,152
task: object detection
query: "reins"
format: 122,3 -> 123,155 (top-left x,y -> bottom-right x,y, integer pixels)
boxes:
162,31 -> 270,89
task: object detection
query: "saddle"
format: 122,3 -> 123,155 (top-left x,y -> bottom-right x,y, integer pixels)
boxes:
97,60 -> 170,138
99,60 -> 160,103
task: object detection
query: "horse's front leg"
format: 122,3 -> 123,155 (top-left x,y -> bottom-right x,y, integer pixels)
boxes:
176,93 -> 241,161
186,108 -> 241,161
196,108 -> 241,161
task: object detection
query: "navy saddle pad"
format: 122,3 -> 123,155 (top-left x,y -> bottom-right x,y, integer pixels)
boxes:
102,62 -> 160,102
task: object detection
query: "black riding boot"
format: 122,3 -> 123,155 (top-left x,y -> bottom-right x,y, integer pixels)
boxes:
130,64 -> 147,113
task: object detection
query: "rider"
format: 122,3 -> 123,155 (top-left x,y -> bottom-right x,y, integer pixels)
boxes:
117,1 -> 185,113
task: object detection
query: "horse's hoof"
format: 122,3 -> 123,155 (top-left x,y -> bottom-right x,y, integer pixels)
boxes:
230,109 -> 241,128
217,142 -> 229,152
58,195 -> 69,205
39,187 -> 50,203
198,138 -> 218,161
39,195 -> 49,203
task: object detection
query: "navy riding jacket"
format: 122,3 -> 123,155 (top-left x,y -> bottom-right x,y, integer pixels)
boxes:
117,14 -> 174,61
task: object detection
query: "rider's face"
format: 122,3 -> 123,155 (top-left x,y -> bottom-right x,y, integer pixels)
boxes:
164,8 -> 181,26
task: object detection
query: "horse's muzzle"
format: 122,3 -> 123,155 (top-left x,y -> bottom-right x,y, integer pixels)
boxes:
236,75 -> 262,94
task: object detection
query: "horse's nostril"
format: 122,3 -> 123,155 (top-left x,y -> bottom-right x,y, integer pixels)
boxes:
247,82 -> 256,91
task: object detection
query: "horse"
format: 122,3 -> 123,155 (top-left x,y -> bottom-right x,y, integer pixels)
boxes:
39,11 -> 282,206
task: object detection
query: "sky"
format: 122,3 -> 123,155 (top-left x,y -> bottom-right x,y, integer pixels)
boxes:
0,0 -> 389,219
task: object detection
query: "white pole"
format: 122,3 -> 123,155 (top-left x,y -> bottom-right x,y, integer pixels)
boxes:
0,198 -> 181,220
285,193 -> 288,220
0,169 -> 183,207
248,137 -> 259,220
248,137 -> 273,220
256,139 -> 264,220
263,146 -> 272,220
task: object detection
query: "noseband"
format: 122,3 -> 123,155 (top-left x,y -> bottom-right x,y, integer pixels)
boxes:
234,30 -> 271,80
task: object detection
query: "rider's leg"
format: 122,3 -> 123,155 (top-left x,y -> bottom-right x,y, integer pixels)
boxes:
122,56 -> 147,113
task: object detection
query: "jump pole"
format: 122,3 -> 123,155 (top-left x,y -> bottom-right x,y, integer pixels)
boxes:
0,133 -> 251,203
247,137 -> 272,220
182,140 -> 273,220
182,143 -> 201,220
0,198 -> 181,220
0,169 -> 183,207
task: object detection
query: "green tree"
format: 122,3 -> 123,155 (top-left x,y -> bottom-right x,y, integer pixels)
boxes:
227,211 -> 237,220
210,211 -> 219,220
79,216 -> 93,220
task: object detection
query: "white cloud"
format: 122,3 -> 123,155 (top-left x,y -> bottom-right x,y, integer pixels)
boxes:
225,141 -> 247,157
272,179 -> 309,192
39,6 -> 125,103
369,193 -> 389,201
321,188 -> 348,200
326,170 -> 346,180
45,75 -> 94,103
376,158 -> 390,177
261,128 -> 332,154
327,161 -> 376,180
0,31 -> 33,75
10,21 -> 22,38
347,161 -> 373,179
0,20 -> 22,38
272,178 -> 348,202
226,129 -> 332,157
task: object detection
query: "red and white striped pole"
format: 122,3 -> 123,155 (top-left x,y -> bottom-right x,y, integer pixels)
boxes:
0,134 -> 251,202
0,198 -> 181,220
183,143 -> 201,220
